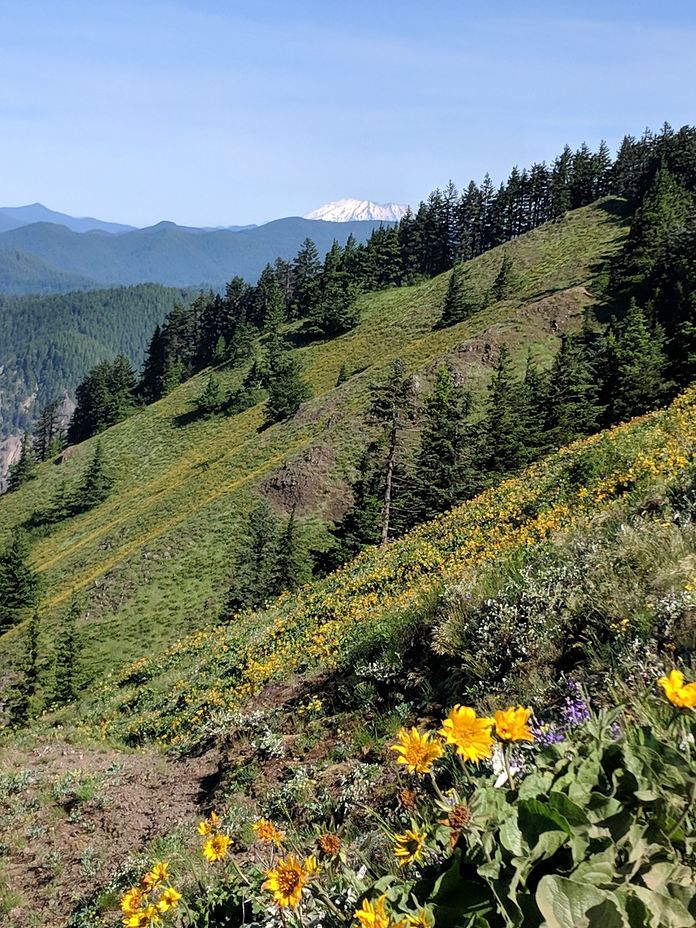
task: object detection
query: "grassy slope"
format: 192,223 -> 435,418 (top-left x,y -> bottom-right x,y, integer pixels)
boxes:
0,199 -> 627,689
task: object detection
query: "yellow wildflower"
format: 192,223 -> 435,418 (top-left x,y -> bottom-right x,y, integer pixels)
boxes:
393,827 -> 427,866
202,833 -> 232,862
142,862 -> 168,890
390,727 -> 443,774
493,707 -> 535,742
262,854 -> 308,908
157,887 -> 182,912
407,908 -> 435,928
123,904 -> 159,927
355,895 -> 391,928
120,888 -> 144,915
253,818 -> 285,846
658,670 -> 696,709
198,811 -> 220,834
439,706 -> 494,762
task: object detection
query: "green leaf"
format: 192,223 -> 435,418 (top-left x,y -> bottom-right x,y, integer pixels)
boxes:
631,887 -> 694,928
536,876 -> 625,928
548,791 -> 591,827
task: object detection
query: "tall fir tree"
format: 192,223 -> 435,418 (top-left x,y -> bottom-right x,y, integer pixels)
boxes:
408,367 -> 477,524
7,432 -> 36,492
481,345 -> 527,478
265,336 -> 310,423
438,264 -> 481,327
223,500 -> 279,614
34,400 -> 64,462
74,441 -> 113,512
272,507 -> 312,596
53,601 -> 79,705
196,374 -> 222,417
491,253 -> 516,302
0,533 -> 39,633
604,301 -> 668,422
544,333 -> 602,446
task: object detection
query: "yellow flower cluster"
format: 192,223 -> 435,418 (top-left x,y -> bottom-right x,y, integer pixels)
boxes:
391,704 -> 534,771
119,862 -> 181,926
197,810 -> 233,862
253,817 -> 286,846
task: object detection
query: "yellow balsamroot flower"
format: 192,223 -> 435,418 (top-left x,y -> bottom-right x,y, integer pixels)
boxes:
262,854 -> 308,908
157,887 -> 182,913
658,670 -> 696,709
303,854 -> 320,875
407,908 -> 435,928
120,888 -> 144,915
393,827 -> 427,866
123,904 -> 159,928
198,811 -> 221,835
355,895 -> 391,928
390,727 -> 443,775
439,706 -> 494,762
494,707 -> 535,742
142,862 -> 169,890
253,817 -> 286,846
203,833 -> 232,862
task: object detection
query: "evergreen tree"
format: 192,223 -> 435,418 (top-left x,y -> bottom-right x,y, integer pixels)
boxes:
326,443 -> 384,568
74,441 -> 112,512
10,612 -> 40,726
265,337 -> 310,423
408,367 -> 477,523
544,333 -> 602,446
491,253 -> 516,302
7,432 -> 36,492
517,352 -> 549,463
369,359 -> 415,544
604,301 -> 668,422
272,507 -> 312,596
306,242 -> 360,337
196,374 -> 222,417
263,280 -> 286,334
53,601 -> 79,705
438,264 -> 481,327
291,238 -> 321,319
336,364 -> 349,387
34,400 -> 64,462
0,533 -> 39,633
481,346 -> 527,478
223,500 -> 278,614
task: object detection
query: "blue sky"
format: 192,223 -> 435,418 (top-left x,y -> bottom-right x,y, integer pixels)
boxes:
1,0 -> 695,227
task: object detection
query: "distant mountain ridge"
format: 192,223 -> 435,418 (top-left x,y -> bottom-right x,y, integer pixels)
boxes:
0,203 -> 136,234
0,217 -> 391,293
305,198 -> 409,222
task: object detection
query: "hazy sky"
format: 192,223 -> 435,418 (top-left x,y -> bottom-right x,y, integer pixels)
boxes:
1,0 -> 695,227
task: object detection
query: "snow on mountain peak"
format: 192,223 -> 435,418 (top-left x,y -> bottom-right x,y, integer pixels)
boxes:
305,198 -> 408,223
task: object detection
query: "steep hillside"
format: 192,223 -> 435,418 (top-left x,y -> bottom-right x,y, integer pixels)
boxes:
0,284 -> 194,441
0,200 -> 627,692
0,218 -> 391,290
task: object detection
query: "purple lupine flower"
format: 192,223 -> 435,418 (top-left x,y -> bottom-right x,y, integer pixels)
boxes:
561,680 -> 590,727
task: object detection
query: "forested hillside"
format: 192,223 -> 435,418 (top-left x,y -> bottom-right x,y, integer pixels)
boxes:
0,285 -> 193,440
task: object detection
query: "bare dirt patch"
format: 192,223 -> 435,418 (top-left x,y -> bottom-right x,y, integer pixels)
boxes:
0,739 -> 219,927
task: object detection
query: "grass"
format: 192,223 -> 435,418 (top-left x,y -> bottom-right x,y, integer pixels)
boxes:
0,199 -> 628,691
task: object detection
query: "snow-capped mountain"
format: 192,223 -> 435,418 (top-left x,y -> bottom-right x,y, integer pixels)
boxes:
305,198 -> 408,223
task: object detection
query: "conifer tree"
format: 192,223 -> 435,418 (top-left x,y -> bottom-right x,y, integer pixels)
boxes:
223,500 -> 279,614
0,533 -> 39,633
272,507 -> 312,596
291,238 -> 321,319
11,612 -> 40,725
336,364 -> 349,387
326,443 -> 384,567
518,352 -> 549,463
7,433 -> 36,492
438,264 -> 480,327
54,601 -> 79,705
75,441 -> 112,512
481,345 -> 526,478
544,333 -> 602,446
491,253 -> 515,302
265,337 -> 310,423
196,374 -> 222,417
263,280 -> 286,334
34,400 -> 64,462
369,359 -> 415,544
604,301 -> 668,422
408,367 -> 476,523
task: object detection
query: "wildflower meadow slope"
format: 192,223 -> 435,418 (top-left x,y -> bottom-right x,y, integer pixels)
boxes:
78,385 -> 696,749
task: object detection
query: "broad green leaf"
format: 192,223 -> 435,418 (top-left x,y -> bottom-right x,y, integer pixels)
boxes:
631,887 -> 694,928
536,876 -> 625,928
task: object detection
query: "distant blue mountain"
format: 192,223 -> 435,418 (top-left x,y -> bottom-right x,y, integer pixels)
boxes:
0,203 -> 136,234
0,216 -> 391,291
